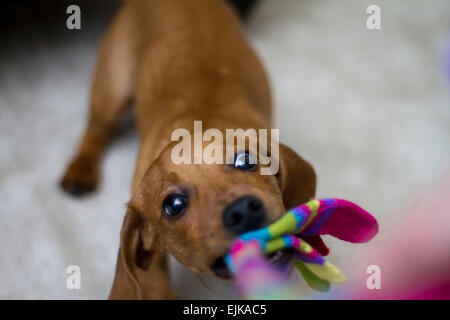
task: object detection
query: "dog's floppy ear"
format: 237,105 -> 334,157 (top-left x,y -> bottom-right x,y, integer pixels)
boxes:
109,204 -> 159,299
277,143 -> 316,210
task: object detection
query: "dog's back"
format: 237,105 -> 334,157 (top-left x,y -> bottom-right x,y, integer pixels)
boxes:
124,0 -> 271,133
61,0 -> 270,196
109,0 -> 272,192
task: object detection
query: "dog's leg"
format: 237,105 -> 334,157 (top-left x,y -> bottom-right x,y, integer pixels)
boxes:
61,6 -> 137,196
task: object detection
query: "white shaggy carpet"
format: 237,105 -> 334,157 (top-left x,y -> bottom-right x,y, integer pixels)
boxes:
0,0 -> 449,299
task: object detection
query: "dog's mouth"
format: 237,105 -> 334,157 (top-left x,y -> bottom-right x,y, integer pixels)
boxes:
210,249 -> 294,279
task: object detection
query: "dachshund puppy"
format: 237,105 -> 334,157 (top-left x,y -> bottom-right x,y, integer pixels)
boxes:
60,0 -> 316,299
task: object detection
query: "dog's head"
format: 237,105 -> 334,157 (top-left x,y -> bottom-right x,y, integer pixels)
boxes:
118,137 -> 315,289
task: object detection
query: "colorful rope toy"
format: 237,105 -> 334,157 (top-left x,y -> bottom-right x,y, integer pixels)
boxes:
225,198 -> 379,299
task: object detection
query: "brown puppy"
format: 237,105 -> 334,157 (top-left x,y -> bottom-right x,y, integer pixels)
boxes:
61,0 -> 316,299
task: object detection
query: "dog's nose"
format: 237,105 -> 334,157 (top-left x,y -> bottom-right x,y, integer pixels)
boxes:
222,195 -> 266,234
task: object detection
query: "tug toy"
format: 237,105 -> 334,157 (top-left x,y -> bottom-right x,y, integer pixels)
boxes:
225,198 -> 379,299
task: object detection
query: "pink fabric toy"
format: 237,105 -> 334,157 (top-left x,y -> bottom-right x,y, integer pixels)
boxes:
225,198 -> 379,299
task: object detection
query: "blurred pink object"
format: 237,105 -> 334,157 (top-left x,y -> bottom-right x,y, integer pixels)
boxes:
338,172 -> 450,299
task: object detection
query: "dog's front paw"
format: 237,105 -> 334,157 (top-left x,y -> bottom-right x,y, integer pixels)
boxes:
60,155 -> 99,197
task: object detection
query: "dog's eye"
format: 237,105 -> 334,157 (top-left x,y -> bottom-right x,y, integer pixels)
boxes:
234,152 -> 257,171
163,194 -> 188,218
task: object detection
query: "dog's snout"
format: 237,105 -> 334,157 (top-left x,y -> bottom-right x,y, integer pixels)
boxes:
222,195 -> 266,234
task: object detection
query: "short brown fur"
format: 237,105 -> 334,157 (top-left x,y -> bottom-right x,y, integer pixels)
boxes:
61,0 -> 316,299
